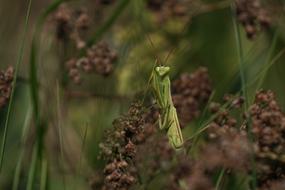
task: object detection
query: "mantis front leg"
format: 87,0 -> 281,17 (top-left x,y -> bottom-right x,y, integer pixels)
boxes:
160,104 -> 171,130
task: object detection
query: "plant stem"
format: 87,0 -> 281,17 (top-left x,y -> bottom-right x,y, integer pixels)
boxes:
86,0 -> 130,47
0,0 -> 33,172
40,158 -> 48,190
56,81 -> 66,190
231,4 -> 248,109
26,143 -> 39,190
215,168 -> 225,190
74,123 -> 88,190
12,109 -> 32,190
231,4 -> 257,189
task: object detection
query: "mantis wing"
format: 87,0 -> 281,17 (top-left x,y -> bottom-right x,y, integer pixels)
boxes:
167,107 -> 184,149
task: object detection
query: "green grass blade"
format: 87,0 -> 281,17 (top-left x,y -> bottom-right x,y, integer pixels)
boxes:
28,41 -> 44,190
28,40 -> 41,190
231,3 -> 247,109
231,4 -> 257,189
198,90 -> 217,126
25,1 -> 66,188
12,151 -> 25,190
40,158 -> 48,190
29,40 -> 40,121
87,0 -> 130,47
35,0 -> 65,35
188,90 -> 216,154
215,168 -> 226,190
74,123 -> 88,190
56,81 -> 66,190
186,98 -> 235,141
12,109 -> 32,190
256,31 -> 279,89
40,0 -> 64,24
0,0 -> 33,172
246,48 -> 285,88
26,143 -> 39,190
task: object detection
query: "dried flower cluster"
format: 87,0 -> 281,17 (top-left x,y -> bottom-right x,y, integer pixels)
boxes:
249,90 -> 285,187
66,42 -> 118,84
205,125 -> 251,171
172,67 -> 212,128
91,103 -> 170,190
135,96 -> 249,190
165,96 -> 248,190
91,86 -> 285,190
207,90 -> 285,188
52,4 -> 119,84
53,4 -> 90,49
259,180 -> 285,190
235,0 -> 271,39
0,66 -> 14,109
136,133 -> 174,182
166,154 -> 214,190
167,125 -> 250,190
208,94 -> 244,130
134,119 -> 197,190
96,102 -> 147,190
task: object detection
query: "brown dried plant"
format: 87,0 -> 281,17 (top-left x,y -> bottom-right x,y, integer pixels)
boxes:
172,67 -> 212,128
66,42 -> 118,84
235,0 -> 271,39
0,66 -> 14,109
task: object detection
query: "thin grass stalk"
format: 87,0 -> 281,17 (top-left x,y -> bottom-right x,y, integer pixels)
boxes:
26,1 -> 63,190
186,98 -> 235,141
12,109 -> 32,190
12,150 -> 25,190
231,4 -> 248,109
74,123 -> 88,190
231,4 -> 257,189
0,0 -> 33,172
27,1 -> 66,188
188,91 -> 216,155
27,0 -> 63,186
26,143 -> 39,190
29,41 -> 44,175
257,48 -> 285,87
245,49 -> 285,88
186,46 -> 285,154
56,81 -> 66,190
256,31 -> 278,89
40,157 -> 48,190
29,43 -> 45,190
39,0 -> 65,25
215,168 -> 226,190
29,0 -> 67,140
29,41 -> 39,119
86,0 -> 130,47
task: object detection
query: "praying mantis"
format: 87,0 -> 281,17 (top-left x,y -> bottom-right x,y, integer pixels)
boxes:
149,64 -> 184,149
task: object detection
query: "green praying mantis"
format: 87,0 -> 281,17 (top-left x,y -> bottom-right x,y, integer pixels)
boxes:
149,64 -> 184,150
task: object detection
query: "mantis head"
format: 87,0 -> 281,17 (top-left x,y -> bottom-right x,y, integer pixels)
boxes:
155,66 -> 170,78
